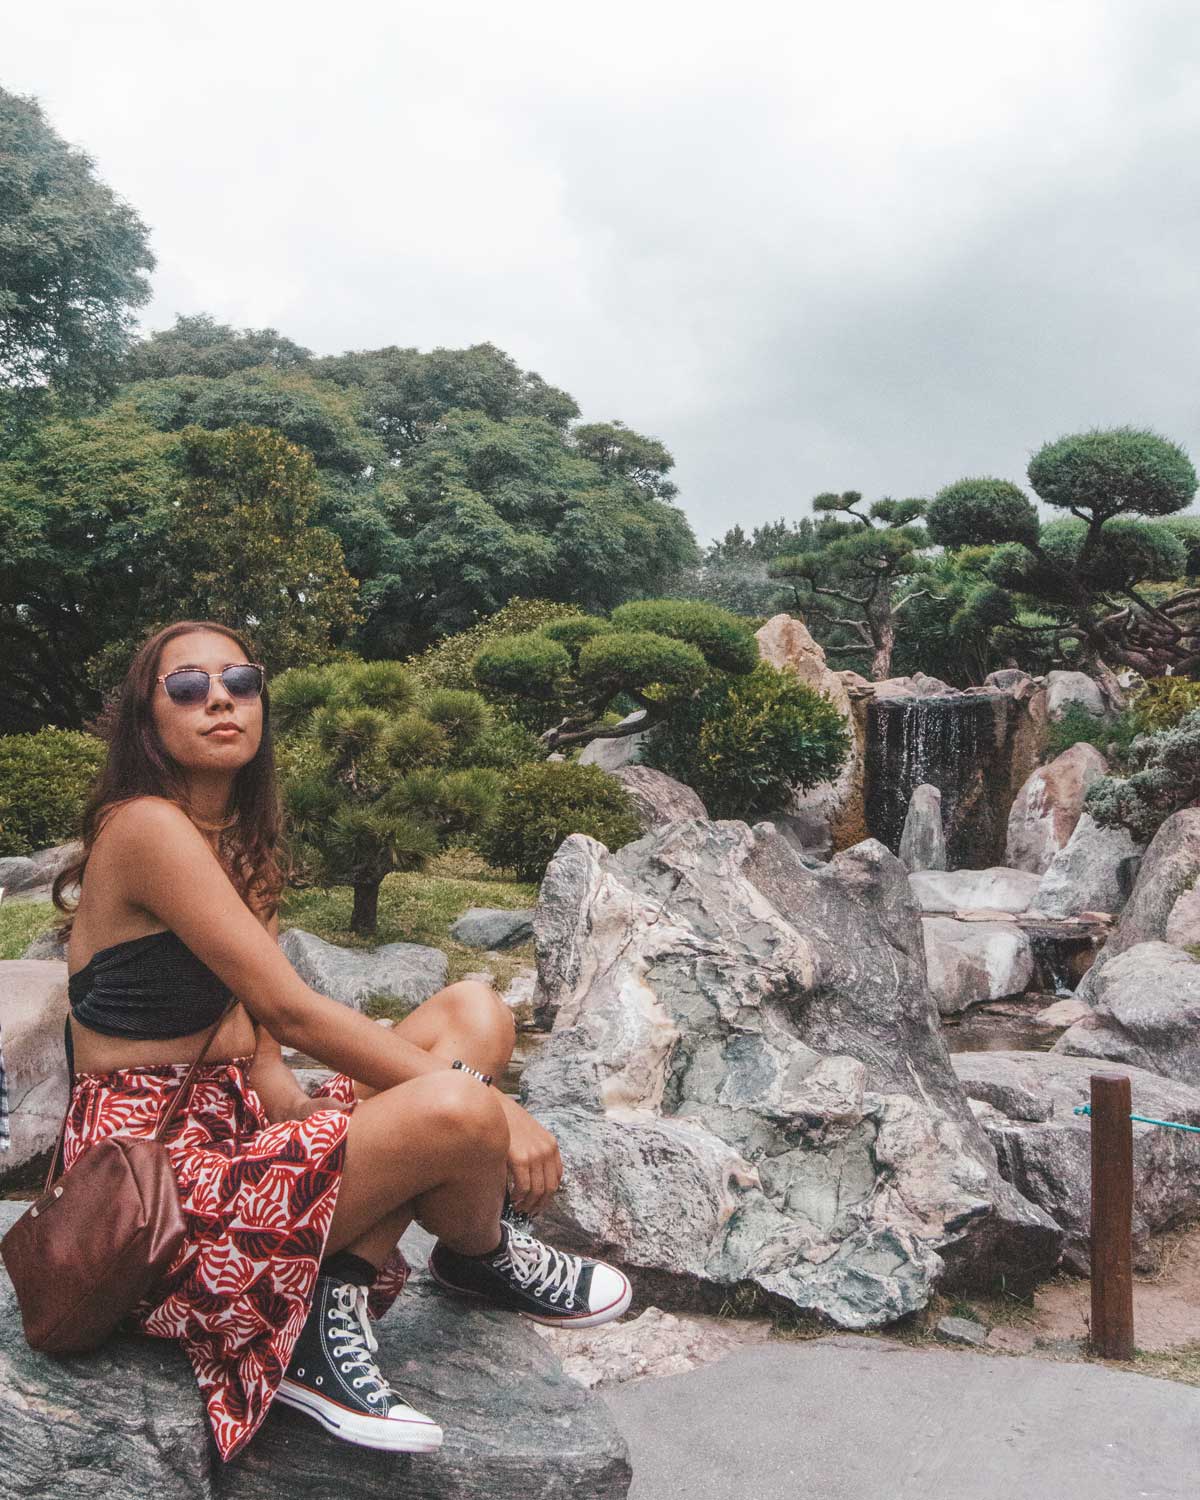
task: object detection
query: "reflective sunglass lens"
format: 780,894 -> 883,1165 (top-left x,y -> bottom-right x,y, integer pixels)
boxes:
164,671 -> 211,705
222,666 -> 263,700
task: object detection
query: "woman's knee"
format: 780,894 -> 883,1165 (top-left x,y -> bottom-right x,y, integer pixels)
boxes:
392,1070 -> 509,1158
439,980 -> 516,1059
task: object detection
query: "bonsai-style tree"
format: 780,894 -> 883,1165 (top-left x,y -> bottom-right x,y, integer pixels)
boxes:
768,493 -> 930,680
1087,711 -> 1200,843
926,428 -> 1199,676
471,598 -> 760,752
273,660 -> 500,934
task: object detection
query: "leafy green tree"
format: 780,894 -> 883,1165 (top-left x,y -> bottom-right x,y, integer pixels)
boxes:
926,429 -> 1199,675
769,492 -> 930,679
274,660 -> 500,933
0,89 -> 154,428
643,662 -> 850,819
119,313 -> 312,381
473,598 -> 759,750
0,406 -> 177,729
357,410 -> 698,654
157,425 -> 360,674
313,342 -> 579,460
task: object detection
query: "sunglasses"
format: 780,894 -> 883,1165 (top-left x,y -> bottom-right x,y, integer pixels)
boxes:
157,663 -> 266,706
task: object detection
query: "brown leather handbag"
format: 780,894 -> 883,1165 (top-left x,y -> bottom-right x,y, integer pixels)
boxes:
0,1000 -> 237,1355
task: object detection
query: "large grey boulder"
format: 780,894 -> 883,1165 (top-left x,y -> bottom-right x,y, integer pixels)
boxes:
921,917 -> 1034,1016
0,1201 -> 630,1499
1004,744 -> 1107,875
21,924 -> 68,961
908,867 -> 1042,915
525,821 -> 1060,1330
0,961 -> 69,1185
609,766 -> 708,828
0,841 -> 80,897
578,711 -> 649,771
1033,814 -> 1143,920
1046,671 -> 1109,722
450,908 -> 535,951
1077,809 -> 1200,1001
1055,942 -> 1200,1085
279,929 -> 447,1011
952,1050 -> 1200,1270
898,784 -> 946,872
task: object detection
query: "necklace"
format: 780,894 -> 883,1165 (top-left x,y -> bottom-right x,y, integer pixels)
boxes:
189,809 -> 238,834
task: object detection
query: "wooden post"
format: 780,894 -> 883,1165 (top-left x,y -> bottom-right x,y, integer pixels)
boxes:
1089,1072 -> 1135,1360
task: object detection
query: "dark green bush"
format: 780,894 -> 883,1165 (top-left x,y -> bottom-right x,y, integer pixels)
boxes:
0,729 -> 106,856
478,761 -> 642,882
473,633 -> 572,700
643,663 -> 849,820
408,599 -> 584,690
576,631 -> 708,696
1045,703 -> 1140,765
609,599 -> 760,675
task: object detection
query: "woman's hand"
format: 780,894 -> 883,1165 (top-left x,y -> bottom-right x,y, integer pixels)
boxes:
498,1094 -> 563,1216
280,1094 -> 354,1123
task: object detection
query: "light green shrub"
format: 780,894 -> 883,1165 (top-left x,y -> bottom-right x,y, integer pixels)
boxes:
0,730 -> 106,856
478,761 -> 642,882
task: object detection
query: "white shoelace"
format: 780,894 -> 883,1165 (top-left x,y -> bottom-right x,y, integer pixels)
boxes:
327,1283 -> 401,1408
500,1229 -> 584,1308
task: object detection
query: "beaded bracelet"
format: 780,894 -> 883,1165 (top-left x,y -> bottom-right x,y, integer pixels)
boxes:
451,1059 -> 494,1087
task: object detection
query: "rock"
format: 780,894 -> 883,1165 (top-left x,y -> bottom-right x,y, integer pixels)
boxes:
1034,998 -> 1091,1028
0,1200 -> 631,1499
535,1306 -> 769,1391
579,711 -> 649,771
21,925 -> 68,961
609,766 -> 708,827
899,784 -> 946,872
1165,884 -> 1200,948
1077,809 -> 1200,1001
755,614 -> 862,852
953,1050 -> 1200,1270
0,841 -> 79,897
279,929 -> 447,1011
501,967 -> 539,1030
935,1315 -> 987,1347
908,868 -> 1043,916
921,917 -> 1035,1016
1005,744 -> 1108,875
1055,942 -> 1200,1086
525,821 -> 1060,1330
0,961 -> 69,1185
450,907 -> 535,951
986,1325 -> 1036,1354
1046,671 -> 1109,722
1034,815 -> 1143,920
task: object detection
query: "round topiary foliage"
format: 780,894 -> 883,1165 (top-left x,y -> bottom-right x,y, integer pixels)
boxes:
1028,427 -> 1197,520
477,761 -> 642,883
0,729 -> 106,857
576,631 -> 709,696
643,662 -> 850,821
539,615 -> 614,658
925,478 -> 1040,549
408,598 -> 585,690
609,599 -> 759,675
473,633 -> 572,700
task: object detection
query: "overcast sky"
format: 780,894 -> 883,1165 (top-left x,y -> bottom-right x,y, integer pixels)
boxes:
7,1 -> 1200,541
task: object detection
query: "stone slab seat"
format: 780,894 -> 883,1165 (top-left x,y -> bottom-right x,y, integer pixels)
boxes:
0,1202 -> 630,1500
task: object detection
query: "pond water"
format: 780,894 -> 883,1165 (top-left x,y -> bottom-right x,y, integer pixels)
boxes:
940,996 -> 1068,1054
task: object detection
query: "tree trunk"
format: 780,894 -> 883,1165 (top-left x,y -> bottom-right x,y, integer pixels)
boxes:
351,880 -> 381,936
870,619 -> 896,681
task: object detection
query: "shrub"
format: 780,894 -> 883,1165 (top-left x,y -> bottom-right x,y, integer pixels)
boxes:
1133,678 -> 1200,734
0,729 -> 106,856
1088,710 -> 1200,843
407,598 -> 584,690
1045,703 -> 1140,765
478,762 -> 642,882
643,663 -> 850,820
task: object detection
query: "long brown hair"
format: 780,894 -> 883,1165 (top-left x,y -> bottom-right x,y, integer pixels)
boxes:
53,621 -> 288,926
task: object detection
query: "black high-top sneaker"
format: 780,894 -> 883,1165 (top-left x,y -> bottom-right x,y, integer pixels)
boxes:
428,1221 -> 632,1329
275,1275 -> 443,1453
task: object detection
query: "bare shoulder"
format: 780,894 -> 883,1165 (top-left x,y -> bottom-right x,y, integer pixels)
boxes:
95,796 -> 199,852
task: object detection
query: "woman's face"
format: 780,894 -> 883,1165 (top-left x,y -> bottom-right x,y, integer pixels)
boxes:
150,630 -> 264,778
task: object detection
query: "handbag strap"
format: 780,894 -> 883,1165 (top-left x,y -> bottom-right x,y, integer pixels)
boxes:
42,998 -> 240,1195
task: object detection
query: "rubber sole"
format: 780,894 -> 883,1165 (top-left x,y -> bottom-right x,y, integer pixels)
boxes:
275,1378 -> 444,1453
428,1262 -> 634,1330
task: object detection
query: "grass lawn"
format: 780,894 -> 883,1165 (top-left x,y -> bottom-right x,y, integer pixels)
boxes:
0,850 -> 537,1011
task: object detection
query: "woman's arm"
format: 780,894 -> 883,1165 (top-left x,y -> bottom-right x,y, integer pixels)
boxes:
100,798 -> 460,1093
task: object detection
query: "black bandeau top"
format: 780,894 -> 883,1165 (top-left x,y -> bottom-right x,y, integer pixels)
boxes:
68,930 -> 234,1039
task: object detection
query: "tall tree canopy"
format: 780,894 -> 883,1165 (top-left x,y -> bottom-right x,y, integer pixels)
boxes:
927,428 -> 1199,675
0,89 -> 154,427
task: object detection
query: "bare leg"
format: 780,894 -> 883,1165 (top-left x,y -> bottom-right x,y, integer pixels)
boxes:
325,1071 -> 508,1260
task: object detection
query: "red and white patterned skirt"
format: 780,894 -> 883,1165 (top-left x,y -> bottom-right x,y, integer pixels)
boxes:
61,1062 -> 408,1463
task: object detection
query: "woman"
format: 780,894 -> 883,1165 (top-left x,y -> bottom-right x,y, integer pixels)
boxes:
53,620 -> 630,1463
